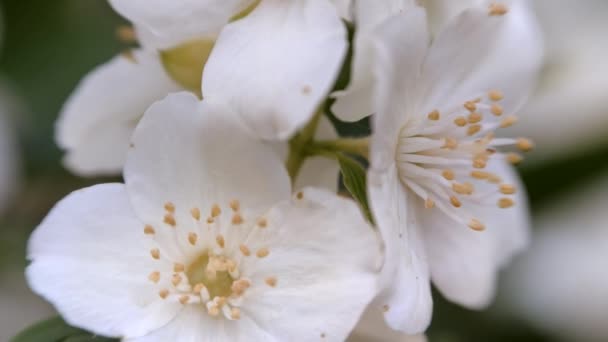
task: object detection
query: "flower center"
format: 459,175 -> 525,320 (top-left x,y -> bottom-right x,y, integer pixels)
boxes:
395,90 -> 531,231
143,199 -> 280,321
186,252 -> 235,299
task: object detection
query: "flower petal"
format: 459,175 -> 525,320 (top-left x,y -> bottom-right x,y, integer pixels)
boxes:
56,50 -> 181,176
108,0 -> 253,49
124,92 -> 291,237
332,0 -> 417,122
368,7 -> 429,171
420,159 -> 530,309
125,306 -> 275,342
239,188 -> 379,341
26,184 -> 180,338
349,304 -> 428,342
368,167 -> 433,333
202,0 -> 347,140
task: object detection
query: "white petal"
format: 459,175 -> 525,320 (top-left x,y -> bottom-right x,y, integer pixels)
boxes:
332,0 -> 416,122
26,184 -> 180,338
295,116 -> 340,191
368,167 -> 433,333
422,0 -> 485,34
125,306 -> 275,342
330,0 -> 354,20
109,0 -> 253,49
202,0 -> 347,140
240,188 -> 379,341
124,92 -> 291,234
56,50 -> 181,176
418,6 -> 509,110
368,7 -> 429,171
420,159 -> 530,309
349,304 -> 428,342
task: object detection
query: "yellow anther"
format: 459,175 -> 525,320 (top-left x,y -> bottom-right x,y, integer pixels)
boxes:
473,157 -> 487,169
148,271 -> 160,283
296,191 -> 304,200
424,198 -> 435,209
150,248 -> 160,260
443,137 -> 458,149
116,25 -> 137,43
470,170 -> 491,179
231,279 -> 251,295
174,263 -> 185,273
239,244 -> 251,256
488,90 -> 504,101
489,2 -> 509,16
144,225 -> 155,235
216,235 -> 225,248
229,200 -> 240,212
500,115 -> 518,128
452,182 -> 474,195
442,169 -> 455,180
468,218 -> 486,231
454,116 -> 467,127
491,103 -> 503,116
211,204 -> 221,217
231,307 -> 241,320
163,213 -> 176,227
159,289 -> 169,299
188,232 -> 198,245
193,283 -> 206,293
179,295 -> 190,304
516,138 -> 534,152
256,248 -> 270,258
498,197 -> 515,208
427,110 -> 440,120
172,273 -> 182,286
500,184 -> 516,195
164,202 -> 175,213
488,174 -> 503,184
464,101 -> 477,112
506,152 -> 523,164
467,124 -> 482,136
257,217 -> 268,228
232,213 -> 244,225
467,112 -> 483,124
208,304 -> 220,316
190,207 -> 201,221
207,217 -> 214,224
265,277 -> 278,287
450,196 -> 462,208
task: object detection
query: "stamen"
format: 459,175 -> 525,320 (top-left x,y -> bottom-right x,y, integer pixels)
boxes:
257,217 -> 268,228
163,214 -> 176,227
144,225 -> 155,235
443,137 -> 458,149
256,248 -> 270,258
231,307 -> 241,320
468,219 -> 485,231
427,110 -> 440,120
450,196 -> 462,208
500,115 -> 518,128
159,289 -> 169,299
516,138 -> 534,151
190,207 -> 201,221
239,244 -> 251,256
442,169 -> 455,180
296,191 -> 304,200
467,112 -> 483,123
164,202 -> 176,213
498,197 -> 515,208
467,124 -> 482,136
211,204 -> 222,217
464,101 -> 477,112
454,116 -> 467,127
216,235 -> 225,248
265,277 -> 278,287
229,200 -> 240,212
174,263 -> 185,272
172,274 -> 182,286
488,90 -> 503,101
179,295 -> 190,304
188,232 -> 198,245
425,198 -> 435,209
499,184 -> 516,194
506,152 -> 523,164
148,271 -> 160,283
489,3 -> 509,16
491,103 -> 503,116
231,213 -> 244,225
150,248 -> 160,260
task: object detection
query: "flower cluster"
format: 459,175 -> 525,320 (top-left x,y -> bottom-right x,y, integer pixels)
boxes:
26,0 -> 542,341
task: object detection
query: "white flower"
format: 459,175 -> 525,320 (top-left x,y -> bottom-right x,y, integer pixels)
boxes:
349,305 -> 427,342
58,0 -> 347,175
365,3 -> 541,333
504,175 -> 608,341
28,92 -> 379,341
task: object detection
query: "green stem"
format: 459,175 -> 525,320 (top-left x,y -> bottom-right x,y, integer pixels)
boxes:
311,137 -> 370,159
285,111 -> 323,181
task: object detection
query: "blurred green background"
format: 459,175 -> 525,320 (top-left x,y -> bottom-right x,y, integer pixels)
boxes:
0,0 -> 607,341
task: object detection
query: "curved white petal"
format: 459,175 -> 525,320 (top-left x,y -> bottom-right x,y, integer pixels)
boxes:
295,116 -> 340,191
56,50 -> 181,176
368,7 -> 429,171
239,188 -> 379,341
330,0 -> 354,20
124,92 -> 291,236
109,0 -> 253,49
202,0 -> 347,140
368,168 -> 433,334
26,184 -> 180,338
422,0 -> 485,34
332,0 -> 416,122
420,159 -> 529,309
349,304 -> 428,342
126,306 -> 275,342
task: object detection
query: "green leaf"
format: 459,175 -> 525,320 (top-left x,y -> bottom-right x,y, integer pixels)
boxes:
11,316 -> 117,342
337,153 -> 374,224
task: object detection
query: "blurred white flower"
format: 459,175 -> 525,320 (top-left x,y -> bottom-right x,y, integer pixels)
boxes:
28,93 -> 379,341
508,0 -> 608,162
57,0 -> 347,175
364,2 -> 541,333
504,175 -> 608,341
